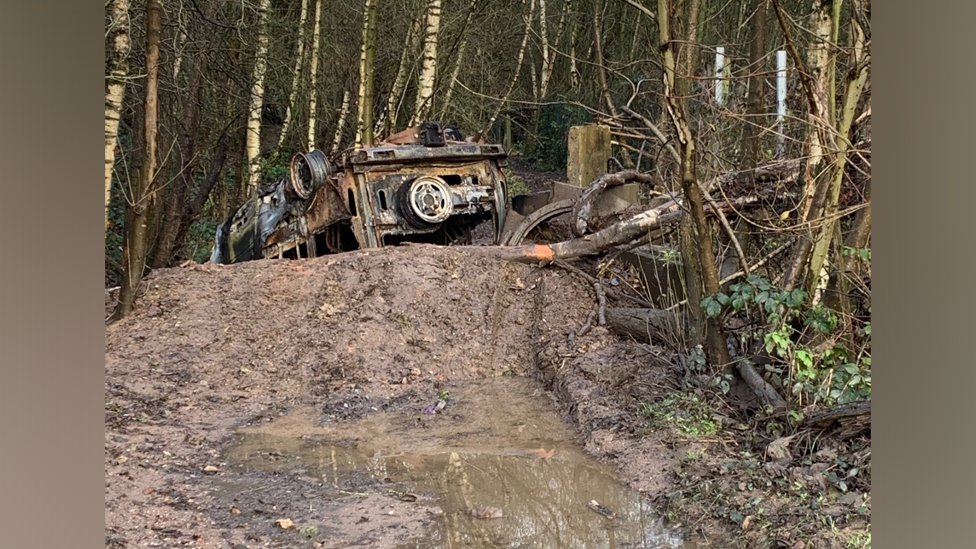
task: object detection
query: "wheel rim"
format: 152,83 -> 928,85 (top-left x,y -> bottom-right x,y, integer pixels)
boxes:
407,176 -> 453,224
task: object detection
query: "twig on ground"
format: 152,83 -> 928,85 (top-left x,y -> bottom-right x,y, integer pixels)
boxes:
578,310 -> 597,336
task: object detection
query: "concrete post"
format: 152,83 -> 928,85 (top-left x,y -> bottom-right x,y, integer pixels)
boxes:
567,124 -> 611,188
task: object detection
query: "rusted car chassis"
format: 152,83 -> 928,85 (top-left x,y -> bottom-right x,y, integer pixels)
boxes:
210,123 -> 509,264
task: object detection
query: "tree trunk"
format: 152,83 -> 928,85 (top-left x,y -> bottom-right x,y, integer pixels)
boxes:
592,0 -> 634,168
776,0 -> 869,299
355,0 -> 380,148
115,0 -> 162,320
245,0 -> 272,193
822,176 -> 870,319
173,126 -> 232,255
660,0 -> 732,371
410,0 -> 443,125
805,0 -> 869,301
568,12 -> 580,88
150,0 -> 216,269
306,0 -> 324,150
481,0 -> 536,137
438,0 -> 479,120
278,0 -> 310,149
331,90 -> 352,154
378,6 -> 423,138
740,0 -> 768,184
105,0 -> 131,230
538,0 -> 551,98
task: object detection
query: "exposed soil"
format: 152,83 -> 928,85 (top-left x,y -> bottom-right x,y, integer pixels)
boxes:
105,244 -> 868,548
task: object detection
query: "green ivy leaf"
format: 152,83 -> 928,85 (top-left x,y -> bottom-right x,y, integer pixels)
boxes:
795,349 -> 813,368
790,289 -> 807,307
703,297 -> 722,318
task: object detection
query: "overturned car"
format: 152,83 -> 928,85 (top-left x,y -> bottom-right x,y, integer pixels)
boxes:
210,122 -> 509,264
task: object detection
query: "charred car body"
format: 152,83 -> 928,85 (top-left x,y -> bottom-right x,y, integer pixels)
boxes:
210,122 -> 509,264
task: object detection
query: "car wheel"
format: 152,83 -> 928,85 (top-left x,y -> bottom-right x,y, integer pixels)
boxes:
398,175 -> 453,228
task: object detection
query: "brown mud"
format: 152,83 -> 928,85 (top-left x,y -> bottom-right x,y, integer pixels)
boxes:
224,378 -> 690,548
105,244 -> 868,549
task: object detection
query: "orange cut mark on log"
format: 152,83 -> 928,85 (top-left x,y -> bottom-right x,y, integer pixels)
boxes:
522,244 -> 554,261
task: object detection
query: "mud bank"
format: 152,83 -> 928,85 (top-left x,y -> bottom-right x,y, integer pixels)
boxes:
105,244 -> 868,549
105,245 -> 682,547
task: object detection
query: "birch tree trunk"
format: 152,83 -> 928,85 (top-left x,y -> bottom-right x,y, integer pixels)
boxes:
774,0 -> 869,296
538,0 -> 551,98
798,0 -> 833,220
245,0 -> 272,193
542,0 -> 569,98
115,0 -> 162,319
355,0 -> 380,148
410,0 -> 443,126
568,15 -> 580,87
377,7 -> 423,138
306,0 -> 324,150
593,0 -> 634,167
105,0 -> 131,230
805,0 -> 869,300
438,0 -> 479,120
331,90 -> 352,154
277,0 -> 310,149
481,0 -> 536,137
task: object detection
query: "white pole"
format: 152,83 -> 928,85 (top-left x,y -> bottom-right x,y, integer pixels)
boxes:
715,46 -> 726,106
776,50 -> 787,158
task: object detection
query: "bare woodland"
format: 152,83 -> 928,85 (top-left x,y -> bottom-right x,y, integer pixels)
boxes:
105,0 -> 871,472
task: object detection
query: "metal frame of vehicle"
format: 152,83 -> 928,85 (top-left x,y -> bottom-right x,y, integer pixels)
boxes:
210,122 -> 509,264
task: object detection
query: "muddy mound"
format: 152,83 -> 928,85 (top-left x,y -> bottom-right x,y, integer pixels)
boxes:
106,244 -> 597,408
105,244 -> 685,549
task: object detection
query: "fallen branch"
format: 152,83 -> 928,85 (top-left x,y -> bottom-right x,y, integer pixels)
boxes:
619,104 -> 768,275
469,195 -> 759,263
803,399 -> 870,427
572,170 -> 656,236
604,286 -> 654,308
605,307 -> 683,345
578,309 -> 597,336
736,361 -> 788,409
595,281 -> 607,326
700,158 -> 803,195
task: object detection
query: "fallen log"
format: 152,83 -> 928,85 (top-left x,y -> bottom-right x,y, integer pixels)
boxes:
605,307 -> 684,346
465,195 -> 759,263
605,307 -> 789,409
736,361 -> 788,410
804,399 -> 871,427
572,170 -> 656,236
802,399 -> 871,439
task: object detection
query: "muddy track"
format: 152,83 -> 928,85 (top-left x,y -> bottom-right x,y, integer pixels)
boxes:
105,245 -> 685,548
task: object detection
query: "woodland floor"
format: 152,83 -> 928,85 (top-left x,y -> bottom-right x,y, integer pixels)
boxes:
105,162 -> 869,549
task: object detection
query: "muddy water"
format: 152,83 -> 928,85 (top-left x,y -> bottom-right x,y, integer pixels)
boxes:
225,378 -> 694,549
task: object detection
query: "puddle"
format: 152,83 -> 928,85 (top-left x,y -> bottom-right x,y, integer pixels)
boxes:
225,378 -> 695,549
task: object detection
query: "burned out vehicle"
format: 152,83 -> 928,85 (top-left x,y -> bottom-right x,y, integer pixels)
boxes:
210,122 -> 509,264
